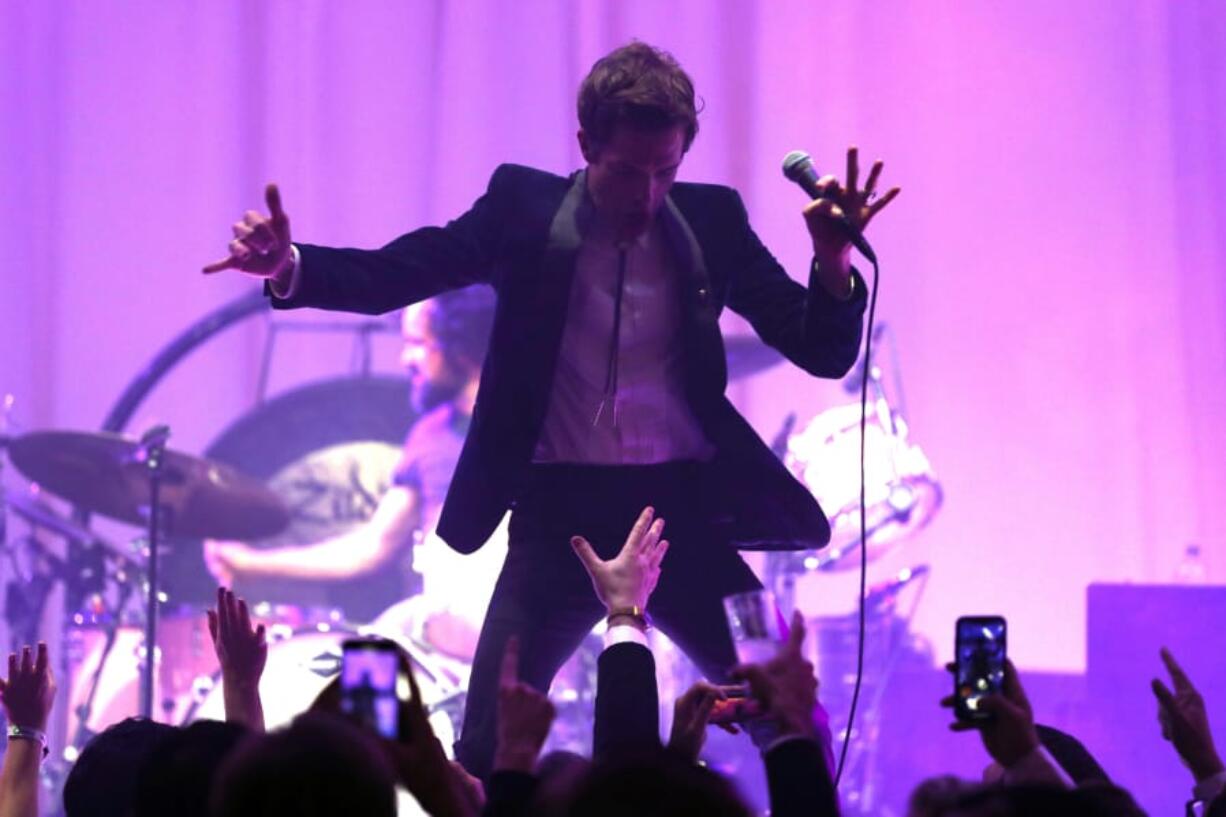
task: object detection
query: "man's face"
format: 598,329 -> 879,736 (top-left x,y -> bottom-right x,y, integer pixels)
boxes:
580,123 -> 686,240
400,303 -> 461,411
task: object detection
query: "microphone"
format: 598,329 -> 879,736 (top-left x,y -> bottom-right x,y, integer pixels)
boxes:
782,150 -> 877,263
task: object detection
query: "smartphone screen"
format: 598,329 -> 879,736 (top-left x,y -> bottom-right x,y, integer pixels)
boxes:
954,616 -> 1006,721
341,639 -> 401,740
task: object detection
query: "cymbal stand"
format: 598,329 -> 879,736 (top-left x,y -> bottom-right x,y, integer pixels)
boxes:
135,425 -> 171,719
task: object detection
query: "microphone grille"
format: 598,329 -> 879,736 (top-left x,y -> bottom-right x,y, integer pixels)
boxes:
781,150 -> 812,180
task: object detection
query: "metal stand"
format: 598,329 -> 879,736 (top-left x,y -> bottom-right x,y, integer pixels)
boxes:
137,425 -> 170,719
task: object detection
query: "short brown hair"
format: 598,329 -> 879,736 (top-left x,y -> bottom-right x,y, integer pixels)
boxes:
577,42 -> 700,152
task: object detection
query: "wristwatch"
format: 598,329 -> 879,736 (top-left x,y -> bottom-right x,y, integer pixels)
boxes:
606,605 -> 650,630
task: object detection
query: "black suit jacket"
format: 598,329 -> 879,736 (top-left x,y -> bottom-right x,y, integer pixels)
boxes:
278,164 -> 866,554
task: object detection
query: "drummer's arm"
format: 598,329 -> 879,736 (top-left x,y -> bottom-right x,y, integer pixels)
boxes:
211,486 -> 419,581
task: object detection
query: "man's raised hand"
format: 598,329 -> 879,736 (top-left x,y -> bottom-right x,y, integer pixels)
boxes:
207,587 -> 268,691
731,611 -> 823,743
1152,647 -> 1225,781
570,506 -> 670,614
941,658 -> 1040,769
202,183 -> 294,280
0,642 -> 56,734
493,636 -> 555,773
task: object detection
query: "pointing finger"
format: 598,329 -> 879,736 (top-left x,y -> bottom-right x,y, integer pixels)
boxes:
202,256 -> 238,274
784,609 -> 806,654
846,146 -> 859,195
265,184 -> 285,222
1160,647 -> 1194,692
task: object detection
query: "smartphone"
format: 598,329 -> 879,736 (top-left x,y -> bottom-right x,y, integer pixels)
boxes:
953,615 -> 1006,722
708,685 -> 765,725
340,638 -> 405,740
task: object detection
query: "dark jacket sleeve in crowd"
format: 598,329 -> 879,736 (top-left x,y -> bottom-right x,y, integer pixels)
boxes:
764,738 -> 841,817
593,642 -> 660,760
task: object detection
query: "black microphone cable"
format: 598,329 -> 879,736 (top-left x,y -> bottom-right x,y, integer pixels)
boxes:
833,251 -> 878,789
781,149 -> 881,789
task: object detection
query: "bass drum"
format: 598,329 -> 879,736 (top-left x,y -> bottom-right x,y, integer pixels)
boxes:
186,627 -> 462,753
161,375 -> 419,621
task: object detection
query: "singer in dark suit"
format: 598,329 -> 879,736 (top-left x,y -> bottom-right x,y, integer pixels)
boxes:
205,41 -> 899,777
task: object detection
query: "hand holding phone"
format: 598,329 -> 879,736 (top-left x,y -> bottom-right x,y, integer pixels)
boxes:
944,616 -> 1040,768
341,638 -> 408,740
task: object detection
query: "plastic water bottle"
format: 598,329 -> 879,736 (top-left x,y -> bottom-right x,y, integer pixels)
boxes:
1174,543 -> 1208,585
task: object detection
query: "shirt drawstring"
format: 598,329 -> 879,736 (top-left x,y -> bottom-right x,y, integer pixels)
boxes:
593,244 -> 629,428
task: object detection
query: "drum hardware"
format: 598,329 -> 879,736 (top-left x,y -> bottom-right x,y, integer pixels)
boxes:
781,388 -> 941,574
65,578 -> 138,757
7,426 -> 291,719
255,315 -> 401,400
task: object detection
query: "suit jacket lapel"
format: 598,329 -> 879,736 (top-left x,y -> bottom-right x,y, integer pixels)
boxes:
514,170 -> 589,427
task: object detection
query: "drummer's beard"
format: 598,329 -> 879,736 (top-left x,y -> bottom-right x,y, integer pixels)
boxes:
409,369 -> 463,415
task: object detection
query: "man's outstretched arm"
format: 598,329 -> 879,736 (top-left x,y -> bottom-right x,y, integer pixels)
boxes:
202,169 -> 510,316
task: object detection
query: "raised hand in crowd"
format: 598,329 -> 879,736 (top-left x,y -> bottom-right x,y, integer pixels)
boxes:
731,612 -> 840,817
309,644 -> 479,817
732,611 -> 825,745
940,658 -> 1071,788
1152,647 -> 1225,787
384,653 -> 480,817
202,183 -> 295,283
0,643 -> 56,817
570,505 -> 669,621
207,587 -> 268,732
668,680 -> 734,763
493,636 -> 556,774
944,659 -> 1038,768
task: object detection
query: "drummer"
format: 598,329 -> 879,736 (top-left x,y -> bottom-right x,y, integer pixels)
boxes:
204,287 -> 503,660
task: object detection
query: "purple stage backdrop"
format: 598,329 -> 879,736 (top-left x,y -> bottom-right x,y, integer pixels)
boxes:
2,0 -> 1225,809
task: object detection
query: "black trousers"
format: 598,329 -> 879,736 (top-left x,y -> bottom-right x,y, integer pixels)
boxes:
453,462 -> 762,778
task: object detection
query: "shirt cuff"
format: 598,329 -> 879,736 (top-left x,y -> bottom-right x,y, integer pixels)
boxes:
1194,770 -> 1226,803
603,623 -> 649,650
763,733 -> 819,754
1001,744 -> 1074,789
267,244 -> 301,299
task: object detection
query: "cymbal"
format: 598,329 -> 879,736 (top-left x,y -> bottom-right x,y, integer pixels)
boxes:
725,335 -> 784,381
8,430 -> 290,541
